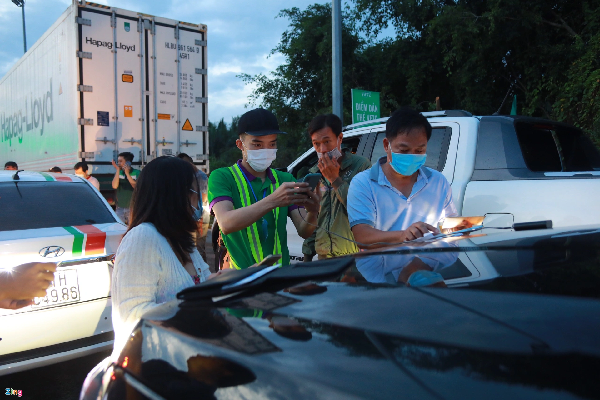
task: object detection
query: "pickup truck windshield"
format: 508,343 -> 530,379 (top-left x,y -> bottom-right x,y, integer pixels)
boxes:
515,122 -> 600,172
0,181 -> 116,231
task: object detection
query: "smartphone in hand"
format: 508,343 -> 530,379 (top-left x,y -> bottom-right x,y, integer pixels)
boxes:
253,254 -> 283,267
301,173 -> 322,191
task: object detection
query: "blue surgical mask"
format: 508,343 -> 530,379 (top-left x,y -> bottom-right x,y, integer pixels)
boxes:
192,201 -> 202,222
407,270 -> 444,287
190,189 -> 203,222
389,152 -> 426,176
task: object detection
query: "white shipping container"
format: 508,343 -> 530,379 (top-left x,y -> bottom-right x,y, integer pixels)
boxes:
0,0 -> 209,178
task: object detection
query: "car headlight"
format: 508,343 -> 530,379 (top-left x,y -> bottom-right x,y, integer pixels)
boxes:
79,356 -> 112,400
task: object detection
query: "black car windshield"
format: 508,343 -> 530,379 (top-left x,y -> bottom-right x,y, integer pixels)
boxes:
0,181 -> 116,231
347,230 -> 600,300
178,230 -> 600,302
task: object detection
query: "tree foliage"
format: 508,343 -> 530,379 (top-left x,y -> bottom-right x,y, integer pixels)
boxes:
547,32 -> 600,142
239,5 -> 366,124
354,0 -> 600,140
235,4 -> 369,168
238,0 -> 600,151
208,117 -> 240,171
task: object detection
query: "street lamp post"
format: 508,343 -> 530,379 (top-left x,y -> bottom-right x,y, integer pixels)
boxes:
332,0 -> 342,122
11,0 -> 27,53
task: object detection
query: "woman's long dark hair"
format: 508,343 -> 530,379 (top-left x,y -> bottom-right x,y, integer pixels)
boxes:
128,156 -> 197,264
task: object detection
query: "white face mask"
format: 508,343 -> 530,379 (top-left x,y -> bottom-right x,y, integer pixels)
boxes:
75,172 -> 86,178
317,138 -> 342,160
244,145 -> 277,172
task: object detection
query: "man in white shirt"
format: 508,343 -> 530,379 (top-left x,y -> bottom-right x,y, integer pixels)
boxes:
348,107 -> 458,249
74,161 -> 101,191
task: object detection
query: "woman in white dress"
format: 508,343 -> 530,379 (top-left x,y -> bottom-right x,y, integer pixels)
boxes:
110,156 -> 213,354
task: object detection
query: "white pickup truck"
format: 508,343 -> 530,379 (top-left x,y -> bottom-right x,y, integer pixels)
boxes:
285,110 -> 600,261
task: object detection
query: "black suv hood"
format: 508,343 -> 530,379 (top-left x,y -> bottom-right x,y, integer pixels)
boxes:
113,229 -> 600,400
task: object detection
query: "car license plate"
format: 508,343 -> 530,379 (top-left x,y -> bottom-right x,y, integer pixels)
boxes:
32,269 -> 81,309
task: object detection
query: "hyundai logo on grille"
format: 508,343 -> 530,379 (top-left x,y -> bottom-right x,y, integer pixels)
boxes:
39,246 -> 65,258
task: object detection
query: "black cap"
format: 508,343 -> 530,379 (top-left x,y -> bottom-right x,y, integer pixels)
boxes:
237,108 -> 287,136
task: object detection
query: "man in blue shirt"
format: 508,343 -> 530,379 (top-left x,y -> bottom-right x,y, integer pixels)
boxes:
348,107 -> 458,249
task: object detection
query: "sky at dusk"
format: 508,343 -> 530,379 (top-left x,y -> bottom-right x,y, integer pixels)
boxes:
0,0 -> 329,124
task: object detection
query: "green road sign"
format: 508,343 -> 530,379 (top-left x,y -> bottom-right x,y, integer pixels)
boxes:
351,89 -> 380,125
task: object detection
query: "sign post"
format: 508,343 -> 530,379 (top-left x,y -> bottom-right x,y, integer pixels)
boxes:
351,89 -> 380,125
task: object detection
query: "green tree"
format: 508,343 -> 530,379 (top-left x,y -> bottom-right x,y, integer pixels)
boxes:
545,32 -> 600,145
240,2 -> 481,129
208,117 -> 240,171
353,0 -> 600,128
240,0 -> 599,149
239,4 -> 369,167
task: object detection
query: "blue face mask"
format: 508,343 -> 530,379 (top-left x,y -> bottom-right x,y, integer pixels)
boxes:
190,189 -> 203,222
407,270 -> 444,287
389,152 -> 427,176
192,201 -> 202,222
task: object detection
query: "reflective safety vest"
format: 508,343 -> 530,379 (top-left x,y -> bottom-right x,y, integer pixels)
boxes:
228,164 -> 282,269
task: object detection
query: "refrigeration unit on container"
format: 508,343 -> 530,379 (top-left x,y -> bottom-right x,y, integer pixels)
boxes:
0,0 -> 209,199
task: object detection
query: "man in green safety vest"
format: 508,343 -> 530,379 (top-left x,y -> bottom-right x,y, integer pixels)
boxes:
208,108 -> 321,269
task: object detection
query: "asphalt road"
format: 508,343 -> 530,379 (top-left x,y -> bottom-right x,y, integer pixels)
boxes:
0,233 -> 216,400
0,350 -> 111,400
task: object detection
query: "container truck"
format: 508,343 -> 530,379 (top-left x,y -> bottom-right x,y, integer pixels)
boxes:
0,0 -> 209,201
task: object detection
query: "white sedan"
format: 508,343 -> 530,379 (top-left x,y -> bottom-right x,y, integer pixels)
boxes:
0,170 -> 126,376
